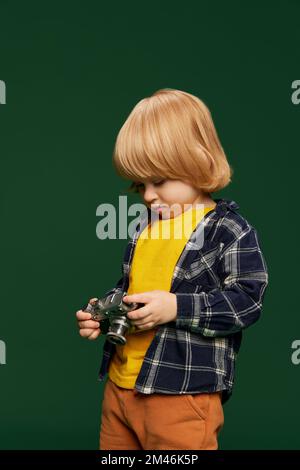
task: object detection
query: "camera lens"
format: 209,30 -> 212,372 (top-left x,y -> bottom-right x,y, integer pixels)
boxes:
107,332 -> 126,345
107,317 -> 131,345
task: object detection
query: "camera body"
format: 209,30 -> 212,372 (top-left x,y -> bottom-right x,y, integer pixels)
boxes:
82,291 -> 143,345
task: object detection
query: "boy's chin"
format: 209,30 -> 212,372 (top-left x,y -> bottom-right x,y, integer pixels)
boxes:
159,210 -> 178,220
150,206 -> 180,220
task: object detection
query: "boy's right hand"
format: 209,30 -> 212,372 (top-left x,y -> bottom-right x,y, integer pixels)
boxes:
76,298 -> 101,340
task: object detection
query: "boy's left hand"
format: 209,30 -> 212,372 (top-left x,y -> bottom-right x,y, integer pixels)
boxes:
123,290 -> 177,330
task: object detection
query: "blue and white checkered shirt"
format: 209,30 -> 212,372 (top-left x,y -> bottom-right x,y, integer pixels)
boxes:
98,198 -> 269,404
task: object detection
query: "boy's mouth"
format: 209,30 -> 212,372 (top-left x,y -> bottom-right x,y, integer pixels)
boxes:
151,204 -> 168,212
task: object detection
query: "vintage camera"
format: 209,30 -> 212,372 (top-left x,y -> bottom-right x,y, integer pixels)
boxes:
82,291 -> 144,346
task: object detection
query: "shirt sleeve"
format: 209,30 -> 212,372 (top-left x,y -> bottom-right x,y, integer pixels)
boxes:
175,227 -> 269,337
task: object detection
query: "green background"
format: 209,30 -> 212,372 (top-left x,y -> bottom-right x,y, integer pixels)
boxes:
0,0 -> 299,450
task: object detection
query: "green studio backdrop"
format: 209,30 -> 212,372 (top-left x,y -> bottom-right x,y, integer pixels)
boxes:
0,0 -> 299,450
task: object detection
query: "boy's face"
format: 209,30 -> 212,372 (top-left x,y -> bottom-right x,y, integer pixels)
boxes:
134,178 -> 216,219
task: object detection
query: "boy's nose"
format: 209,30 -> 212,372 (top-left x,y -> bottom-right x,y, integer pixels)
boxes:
143,184 -> 158,205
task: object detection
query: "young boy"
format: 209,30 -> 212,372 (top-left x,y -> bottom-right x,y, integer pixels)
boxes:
76,89 -> 269,450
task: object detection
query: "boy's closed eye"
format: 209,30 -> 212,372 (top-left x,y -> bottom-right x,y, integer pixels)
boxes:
132,179 -> 166,191
151,178 -> 166,185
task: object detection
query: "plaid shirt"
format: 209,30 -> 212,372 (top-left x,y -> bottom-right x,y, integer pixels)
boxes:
97,198 -> 269,404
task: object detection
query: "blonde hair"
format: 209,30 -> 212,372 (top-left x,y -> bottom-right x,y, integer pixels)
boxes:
112,88 -> 233,193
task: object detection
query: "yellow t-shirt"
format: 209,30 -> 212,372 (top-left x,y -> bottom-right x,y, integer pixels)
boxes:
108,205 -> 215,388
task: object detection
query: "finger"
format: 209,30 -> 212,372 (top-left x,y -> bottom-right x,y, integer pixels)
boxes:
79,328 -> 97,338
127,305 -> 151,320
76,310 -> 92,321
78,320 -> 100,329
136,321 -> 155,330
123,292 -> 152,304
132,315 -> 154,326
87,329 -> 101,340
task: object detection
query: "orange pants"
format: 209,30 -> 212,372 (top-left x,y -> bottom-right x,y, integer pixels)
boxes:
100,378 -> 224,450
